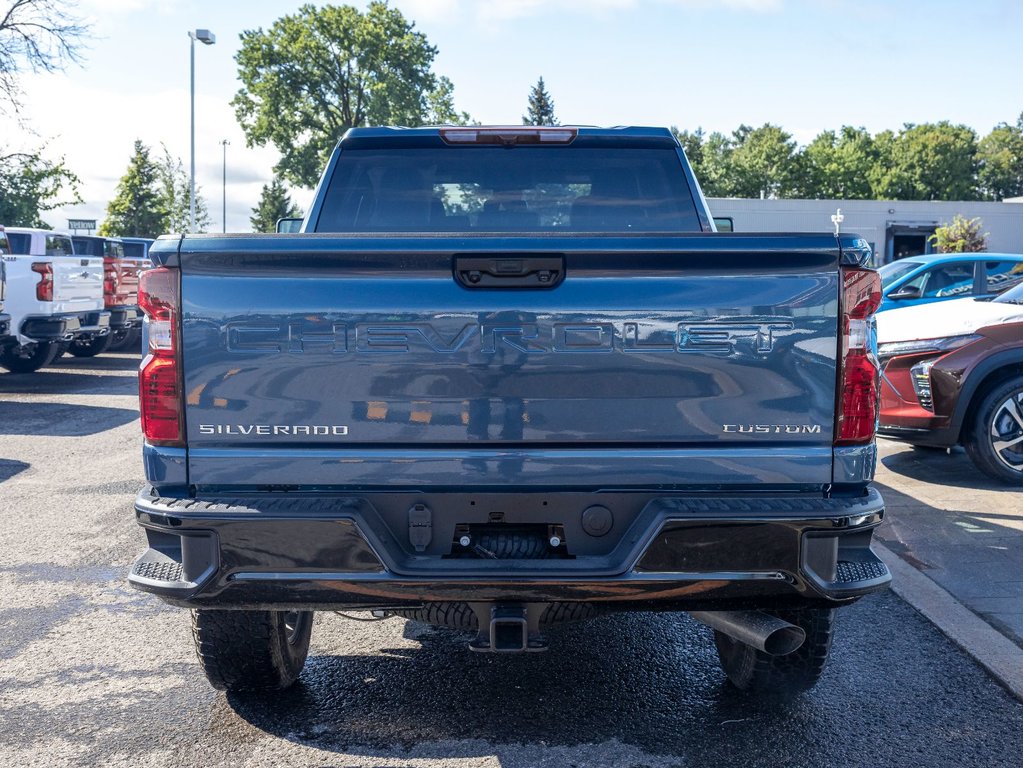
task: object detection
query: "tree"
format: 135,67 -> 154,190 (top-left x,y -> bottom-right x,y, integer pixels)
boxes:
696,131 -> 735,197
100,140 -> 166,239
0,0 -> 89,115
726,123 -> 804,199
872,122 -> 979,201
426,75 -> 472,125
523,76 -> 557,126
929,215 -> 988,253
157,144 -> 211,233
250,176 -> 302,233
0,149 -> 80,226
233,2 -> 453,188
977,114 -> 1023,200
799,126 -> 876,199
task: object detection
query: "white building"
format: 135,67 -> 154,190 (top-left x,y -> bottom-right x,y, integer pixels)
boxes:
707,197 -> 1023,265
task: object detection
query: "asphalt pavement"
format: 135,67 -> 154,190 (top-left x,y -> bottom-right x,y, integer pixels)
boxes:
2,352 -> 1022,767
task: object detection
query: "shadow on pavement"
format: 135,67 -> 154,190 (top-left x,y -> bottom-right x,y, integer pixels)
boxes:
215,595 -> 1023,767
0,401 -> 138,436
0,459 -> 30,483
879,445 -> 1012,492
0,370 -> 137,396
51,353 -> 141,373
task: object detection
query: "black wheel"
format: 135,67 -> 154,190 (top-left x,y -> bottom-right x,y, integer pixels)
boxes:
0,341 -> 61,373
68,334 -> 114,357
965,376 -> 1023,485
191,609 -> 314,692
713,608 -> 835,697
108,327 -> 140,352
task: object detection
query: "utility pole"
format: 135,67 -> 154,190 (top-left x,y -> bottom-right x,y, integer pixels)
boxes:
188,28 -> 215,233
221,139 -> 229,233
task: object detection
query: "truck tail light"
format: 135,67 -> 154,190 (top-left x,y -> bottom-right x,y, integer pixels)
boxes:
835,266 -> 882,445
32,262 -> 54,301
138,266 -> 183,446
103,257 -> 117,302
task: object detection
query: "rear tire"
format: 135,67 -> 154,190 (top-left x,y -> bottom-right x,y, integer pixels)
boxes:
0,341 -> 61,373
191,609 -> 313,692
68,333 -> 114,357
965,375 -> 1023,485
108,327 -> 140,352
713,607 -> 835,697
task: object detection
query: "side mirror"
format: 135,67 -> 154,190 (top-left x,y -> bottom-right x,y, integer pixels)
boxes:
276,217 -> 303,234
888,286 -> 922,300
713,216 -> 734,233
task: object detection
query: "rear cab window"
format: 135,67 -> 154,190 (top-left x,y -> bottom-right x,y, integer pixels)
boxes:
5,233 -> 30,254
45,235 -> 73,257
315,145 -> 702,233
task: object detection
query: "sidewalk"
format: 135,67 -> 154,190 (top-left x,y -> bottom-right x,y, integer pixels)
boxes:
874,438 -> 1023,647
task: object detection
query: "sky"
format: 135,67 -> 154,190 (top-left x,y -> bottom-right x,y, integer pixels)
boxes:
2,0 -> 1021,233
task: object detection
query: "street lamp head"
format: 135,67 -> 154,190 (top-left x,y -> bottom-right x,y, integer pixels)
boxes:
192,29 -> 216,45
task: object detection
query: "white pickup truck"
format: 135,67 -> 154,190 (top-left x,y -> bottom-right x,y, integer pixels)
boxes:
0,226 -> 110,373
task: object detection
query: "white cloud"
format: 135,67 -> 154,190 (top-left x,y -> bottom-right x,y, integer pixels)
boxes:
1,72 -> 283,233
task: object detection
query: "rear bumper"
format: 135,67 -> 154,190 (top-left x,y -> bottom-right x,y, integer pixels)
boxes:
107,305 -> 142,330
20,310 -> 111,342
129,486 -> 891,611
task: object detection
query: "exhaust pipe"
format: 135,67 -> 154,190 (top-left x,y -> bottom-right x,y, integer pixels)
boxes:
690,610 -> 805,656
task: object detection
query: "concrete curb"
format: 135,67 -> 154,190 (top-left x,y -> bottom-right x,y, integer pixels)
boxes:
875,542 -> 1023,703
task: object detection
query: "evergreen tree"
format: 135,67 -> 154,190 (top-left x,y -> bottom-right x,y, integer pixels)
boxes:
100,140 -> 166,238
157,145 -> 211,233
523,77 -> 557,126
250,177 -> 303,233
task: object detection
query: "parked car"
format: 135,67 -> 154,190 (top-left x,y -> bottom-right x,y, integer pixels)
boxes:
129,126 -> 890,698
877,284 -> 1023,483
0,226 -> 110,373
876,253 -> 1023,312
71,234 -> 146,354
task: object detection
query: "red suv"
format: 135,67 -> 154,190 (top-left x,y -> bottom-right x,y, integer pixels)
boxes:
878,284 -> 1023,484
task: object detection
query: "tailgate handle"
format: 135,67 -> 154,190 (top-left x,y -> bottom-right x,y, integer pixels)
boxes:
454,256 -> 564,289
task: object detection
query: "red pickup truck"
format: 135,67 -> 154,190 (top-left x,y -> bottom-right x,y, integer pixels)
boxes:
70,235 -> 147,355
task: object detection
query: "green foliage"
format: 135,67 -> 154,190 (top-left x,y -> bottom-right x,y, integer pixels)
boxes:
872,122 -> 979,201
0,149 -> 81,227
675,118 -> 1016,201
100,140 -> 165,238
100,140 -> 210,238
726,124 -> 803,198
250,177 -> 303,233
800,127 -> 876,198
233,2 -> 458,188
977,113 -> 1023,200
427,76 -> 473,126
157,145 -> 211,234
523,77 -> 557,126
929,215 -> 988,253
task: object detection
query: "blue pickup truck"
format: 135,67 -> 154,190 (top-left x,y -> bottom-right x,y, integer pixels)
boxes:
128,126 -> 890,697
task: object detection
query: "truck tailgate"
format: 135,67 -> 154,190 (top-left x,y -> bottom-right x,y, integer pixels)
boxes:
174,235 -> 841,489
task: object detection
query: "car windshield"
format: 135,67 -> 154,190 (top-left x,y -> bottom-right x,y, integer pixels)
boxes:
994,281 -> 1023,304
878,260 -> 923,288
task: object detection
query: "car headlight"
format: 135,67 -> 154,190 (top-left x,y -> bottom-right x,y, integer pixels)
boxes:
877,334 -> 981,361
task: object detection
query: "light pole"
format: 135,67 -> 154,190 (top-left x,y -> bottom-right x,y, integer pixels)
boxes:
188,28 -> 216,233
221,139 -> 229,233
